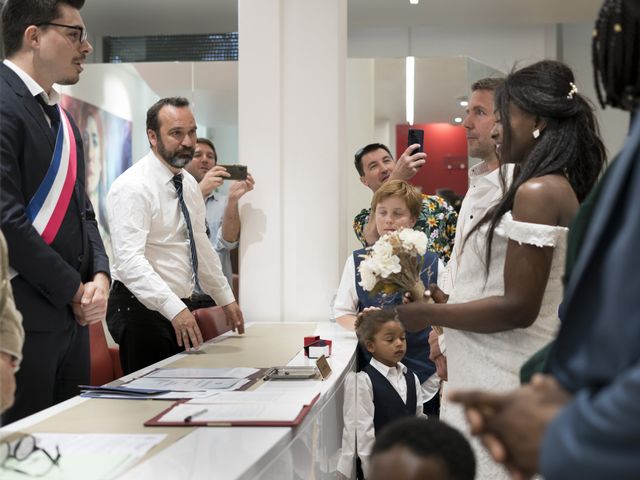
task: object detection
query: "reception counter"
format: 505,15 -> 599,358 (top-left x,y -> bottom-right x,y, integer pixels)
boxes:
0,322 -> 358,479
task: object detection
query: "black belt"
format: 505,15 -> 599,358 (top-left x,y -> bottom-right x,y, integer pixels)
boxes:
111,281 -> 216,309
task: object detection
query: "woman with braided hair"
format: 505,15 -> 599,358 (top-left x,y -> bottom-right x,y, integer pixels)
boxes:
449,1 -> 640,478
398,58 -> 606,479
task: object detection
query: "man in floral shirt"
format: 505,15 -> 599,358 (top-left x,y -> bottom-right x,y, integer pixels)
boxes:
353,143 -> 457,264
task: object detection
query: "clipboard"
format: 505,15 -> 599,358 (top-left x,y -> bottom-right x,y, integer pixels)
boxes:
143,393 -> 320,427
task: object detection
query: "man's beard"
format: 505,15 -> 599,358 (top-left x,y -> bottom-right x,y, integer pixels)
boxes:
156,136 -> 194,168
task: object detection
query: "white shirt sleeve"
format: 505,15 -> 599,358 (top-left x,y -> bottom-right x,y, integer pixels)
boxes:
438,332 -> 447,355
213,224 -> 238,252
185,177 -> 235,307
107,181 -> 187,321
415,372 -> 427,419
356,371 -> 376,479
334,255 -> 359,319
337,371 -> 357,478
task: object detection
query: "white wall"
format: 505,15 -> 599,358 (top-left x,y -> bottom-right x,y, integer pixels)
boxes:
348,24 -> 557,72
345,59 -> 376,259
238,0 -> 347,322
58,64 -> 158,162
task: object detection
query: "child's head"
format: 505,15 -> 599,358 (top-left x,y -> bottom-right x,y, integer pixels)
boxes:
371,180 -> 421,236
355,309 -> 406,367
370,417 -> 476,480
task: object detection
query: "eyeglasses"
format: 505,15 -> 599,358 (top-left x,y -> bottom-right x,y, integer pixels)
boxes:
0,434 -> 61,477
37,22 -> 88,45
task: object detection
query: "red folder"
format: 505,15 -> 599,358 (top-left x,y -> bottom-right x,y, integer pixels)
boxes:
143,394 -> 320,427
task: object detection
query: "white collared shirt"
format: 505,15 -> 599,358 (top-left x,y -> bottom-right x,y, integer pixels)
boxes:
439,161 -> 515,296
337,358 -> 425,478
3,59 -> 60,125
107,151 -> 235,321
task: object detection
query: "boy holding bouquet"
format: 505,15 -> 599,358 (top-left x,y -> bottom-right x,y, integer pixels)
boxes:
334,180 -> 443,405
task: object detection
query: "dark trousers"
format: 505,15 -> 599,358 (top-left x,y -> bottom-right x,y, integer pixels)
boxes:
3,318 -> 89,424
107,281 -> 214,375
424,390 -> 441,417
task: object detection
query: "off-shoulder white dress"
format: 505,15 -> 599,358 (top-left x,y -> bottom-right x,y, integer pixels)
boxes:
441,212 -> 566,480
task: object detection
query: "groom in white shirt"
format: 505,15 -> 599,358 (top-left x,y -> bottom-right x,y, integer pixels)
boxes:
106,97 -> 244,375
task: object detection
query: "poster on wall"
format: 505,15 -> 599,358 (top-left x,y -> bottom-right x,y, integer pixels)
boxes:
60,95 -> 133,258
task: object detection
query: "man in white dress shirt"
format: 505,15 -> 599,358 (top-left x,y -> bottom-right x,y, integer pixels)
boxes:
183,138 -> 254,289
106,97 -> 244,374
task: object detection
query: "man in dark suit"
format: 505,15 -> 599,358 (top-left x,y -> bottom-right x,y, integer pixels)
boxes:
0,0 -> 110,423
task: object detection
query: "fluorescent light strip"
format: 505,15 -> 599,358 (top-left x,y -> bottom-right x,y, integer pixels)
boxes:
406,56 -> 415,125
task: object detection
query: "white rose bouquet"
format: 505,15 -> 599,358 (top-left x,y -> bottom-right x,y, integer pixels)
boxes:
358,228 -> 442,334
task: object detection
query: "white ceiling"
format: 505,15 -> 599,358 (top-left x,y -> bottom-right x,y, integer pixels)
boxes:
347,0 -> 603,28
82,0 -> 604,37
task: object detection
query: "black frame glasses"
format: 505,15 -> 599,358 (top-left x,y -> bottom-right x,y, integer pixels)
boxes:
37,22 -> 87,44
0,434 -> 61,477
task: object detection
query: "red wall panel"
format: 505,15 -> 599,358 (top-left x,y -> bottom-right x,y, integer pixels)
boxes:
396,123 -> 468,196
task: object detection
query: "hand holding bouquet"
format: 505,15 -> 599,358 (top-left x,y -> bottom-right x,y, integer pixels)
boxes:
358,228 -> 442,334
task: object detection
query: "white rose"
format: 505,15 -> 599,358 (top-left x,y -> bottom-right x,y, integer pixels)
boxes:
371,237 -> 394,259
398,228 -> 428,255
358,258 -> 378,291
376,253 -> 401,278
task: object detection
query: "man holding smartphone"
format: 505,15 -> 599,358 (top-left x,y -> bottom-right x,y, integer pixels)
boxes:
353,143 -> 457,264
184,138 -> 255,288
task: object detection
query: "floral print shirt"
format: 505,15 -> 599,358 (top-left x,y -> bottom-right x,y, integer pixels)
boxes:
353,194 -> 457,264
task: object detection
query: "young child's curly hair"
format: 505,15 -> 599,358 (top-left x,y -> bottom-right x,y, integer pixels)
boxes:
355,308 -> 403,346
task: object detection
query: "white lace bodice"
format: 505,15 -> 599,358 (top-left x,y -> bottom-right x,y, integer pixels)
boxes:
442,212 -> 566,480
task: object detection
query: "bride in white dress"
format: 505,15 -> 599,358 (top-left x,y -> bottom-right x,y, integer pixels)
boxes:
397,60 -> 606,479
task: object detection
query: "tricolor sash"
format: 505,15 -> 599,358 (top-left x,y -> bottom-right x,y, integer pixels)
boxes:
25,105 -> 78,245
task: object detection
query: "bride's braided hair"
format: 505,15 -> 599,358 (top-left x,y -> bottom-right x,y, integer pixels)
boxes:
593,0 -> 640,111
467,60 -> 606,272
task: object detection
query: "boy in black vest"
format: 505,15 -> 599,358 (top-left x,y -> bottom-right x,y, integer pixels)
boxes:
338,309 -> 425,478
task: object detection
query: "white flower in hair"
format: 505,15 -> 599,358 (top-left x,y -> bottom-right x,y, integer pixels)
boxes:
567,82 -> 579,99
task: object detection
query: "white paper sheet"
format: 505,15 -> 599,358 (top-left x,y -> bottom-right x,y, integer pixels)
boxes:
0,433 -> 165,480
145,367 -> 260,379
159,403 -> 303,424
122,377 -> 248,391
185,388 -> 320,406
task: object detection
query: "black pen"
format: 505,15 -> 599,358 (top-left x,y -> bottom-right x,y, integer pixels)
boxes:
184,408 -> 208,423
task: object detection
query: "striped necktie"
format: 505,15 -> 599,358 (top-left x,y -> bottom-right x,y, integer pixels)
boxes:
172,173 -> 203,293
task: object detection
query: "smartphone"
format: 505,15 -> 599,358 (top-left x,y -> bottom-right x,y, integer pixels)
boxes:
407,128 -> 425,154
224,164 -> 248,181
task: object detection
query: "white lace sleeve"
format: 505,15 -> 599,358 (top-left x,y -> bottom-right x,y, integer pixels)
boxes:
501,211 -> 568,248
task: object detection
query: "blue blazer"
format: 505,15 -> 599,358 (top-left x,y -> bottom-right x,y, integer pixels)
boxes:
541,114 -> 640,479
0,63 -> 109,332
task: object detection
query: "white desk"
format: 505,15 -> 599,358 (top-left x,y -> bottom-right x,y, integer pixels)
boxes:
1,322 -> 357,479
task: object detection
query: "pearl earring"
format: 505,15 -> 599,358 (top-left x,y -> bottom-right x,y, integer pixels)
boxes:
533,129 -> 540,139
